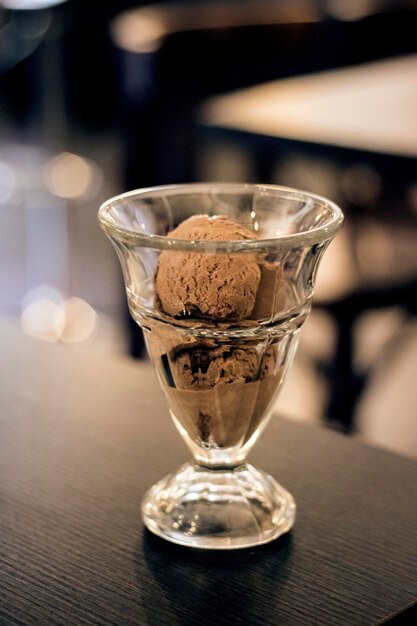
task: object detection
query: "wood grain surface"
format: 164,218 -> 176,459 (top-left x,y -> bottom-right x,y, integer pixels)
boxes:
1,317 -> 417,625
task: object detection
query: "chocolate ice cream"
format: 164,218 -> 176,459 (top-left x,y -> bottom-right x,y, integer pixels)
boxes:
165,343 -> 282,447
144,214 -> 289,452
155,215 -> 261,319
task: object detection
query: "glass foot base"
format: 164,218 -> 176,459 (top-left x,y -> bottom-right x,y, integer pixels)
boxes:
141,462 -> 296,550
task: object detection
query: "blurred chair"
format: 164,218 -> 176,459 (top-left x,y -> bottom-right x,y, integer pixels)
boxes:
109,0 -> 417,432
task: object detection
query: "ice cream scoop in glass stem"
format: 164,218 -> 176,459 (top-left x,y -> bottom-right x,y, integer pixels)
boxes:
98,183 -> 343,549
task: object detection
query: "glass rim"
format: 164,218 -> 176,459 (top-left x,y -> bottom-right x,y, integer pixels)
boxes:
98,182 -> 344,251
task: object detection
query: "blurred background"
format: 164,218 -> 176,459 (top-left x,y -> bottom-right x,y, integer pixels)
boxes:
1,0 -> 416,457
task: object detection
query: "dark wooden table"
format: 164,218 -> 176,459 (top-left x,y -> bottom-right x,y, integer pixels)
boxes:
1,316 -> 417,625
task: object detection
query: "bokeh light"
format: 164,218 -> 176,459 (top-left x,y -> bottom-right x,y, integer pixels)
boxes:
43,152 -> 103,200
21,286 -> 65,342
60,297 -> 99,344
21,286 -> 98,344
1,1 -> 67,9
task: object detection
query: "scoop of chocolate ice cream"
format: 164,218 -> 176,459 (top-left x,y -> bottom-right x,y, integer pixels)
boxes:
163,342 -> 281,447
155,215 -> 261,320
149,214 -> 289,451
171,345 -> 260,390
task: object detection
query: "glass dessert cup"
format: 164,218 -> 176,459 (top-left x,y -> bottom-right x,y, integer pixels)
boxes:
98,183 -> 343,549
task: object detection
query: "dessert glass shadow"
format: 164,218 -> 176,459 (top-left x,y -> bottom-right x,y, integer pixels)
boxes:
99,183 -> 343,549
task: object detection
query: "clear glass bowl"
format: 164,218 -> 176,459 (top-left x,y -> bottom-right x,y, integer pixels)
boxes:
99,183 -> 343,549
